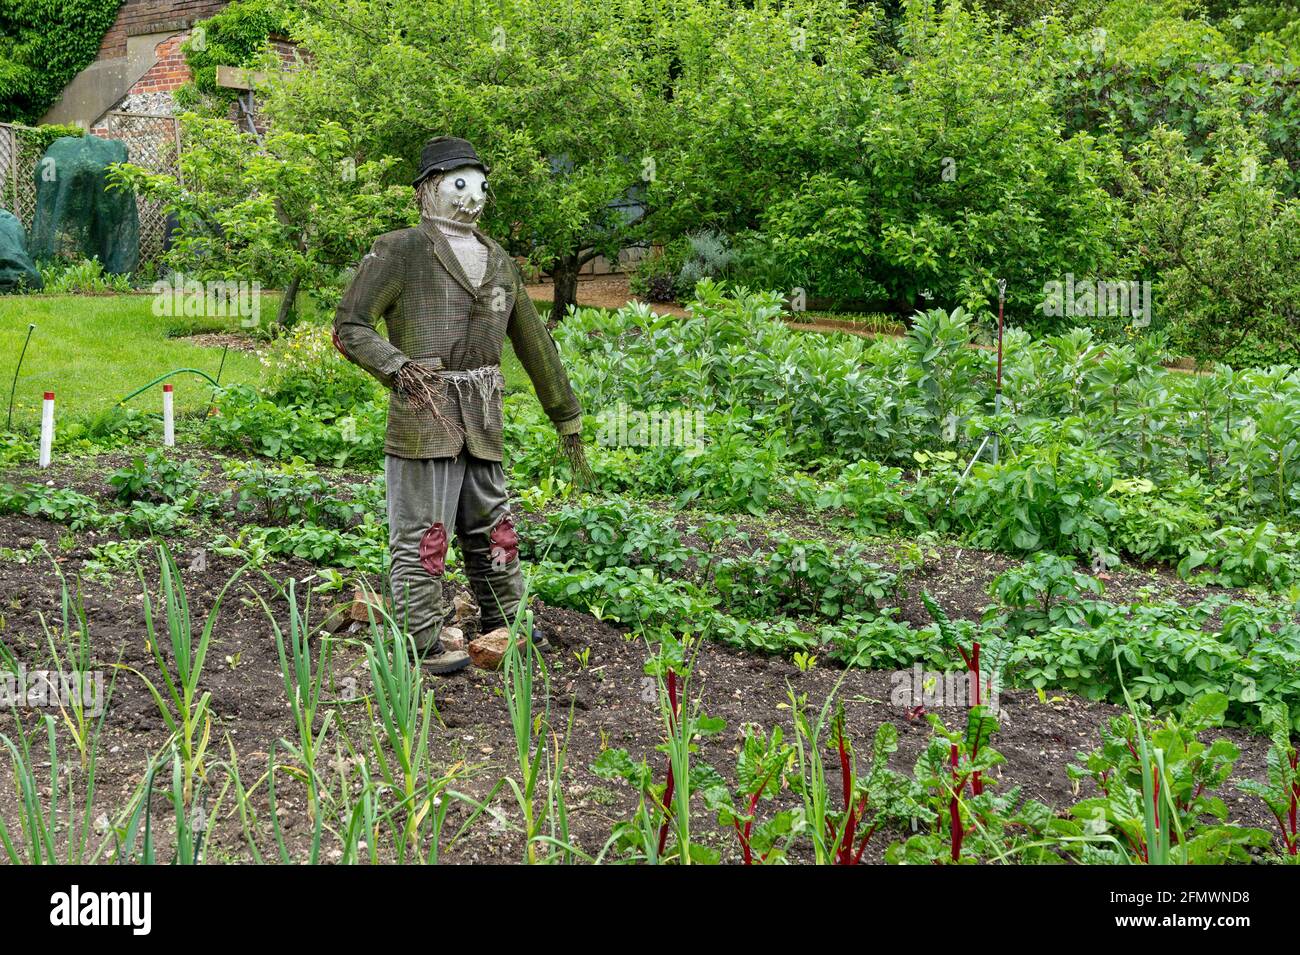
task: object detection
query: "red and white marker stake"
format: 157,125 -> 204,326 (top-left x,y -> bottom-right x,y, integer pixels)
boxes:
39,391 -> 54,468
162,383 -> 175,447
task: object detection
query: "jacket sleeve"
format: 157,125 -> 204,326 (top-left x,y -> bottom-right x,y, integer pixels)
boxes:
506,268 -> 582,434
333,235 -> 409,390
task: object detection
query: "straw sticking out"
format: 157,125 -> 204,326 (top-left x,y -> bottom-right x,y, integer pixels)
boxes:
394,361 -> 464,438
560,431 -> 593,488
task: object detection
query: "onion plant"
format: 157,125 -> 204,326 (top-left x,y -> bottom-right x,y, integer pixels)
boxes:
224,738 -> 325,864
497,595 -> 577,864
358,584 -> 439,861
783,648 -> 900,864
38,558 -> 102,770
125,544 -> 247,803
260,579 -> 334,822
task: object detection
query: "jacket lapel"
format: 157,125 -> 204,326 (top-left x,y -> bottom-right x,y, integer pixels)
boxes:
476,234 -> 511,289
419,219 -> 476,295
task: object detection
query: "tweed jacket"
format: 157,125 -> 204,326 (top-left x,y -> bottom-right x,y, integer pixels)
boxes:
333,219 -> 582,461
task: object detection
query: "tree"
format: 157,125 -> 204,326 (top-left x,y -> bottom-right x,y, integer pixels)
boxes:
1125,121 -> 1300,363
665,0 -> 1130,320
272,0 -> 679,319
112,115 -> 412,326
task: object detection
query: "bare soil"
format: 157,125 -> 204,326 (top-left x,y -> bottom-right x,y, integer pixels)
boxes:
0,493 -> 1281,863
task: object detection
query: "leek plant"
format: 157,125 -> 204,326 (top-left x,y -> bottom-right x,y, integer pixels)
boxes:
261,580 -> 334,822
589,633 -> 724,864
498,598 -> 576,863
0,687 -> 117,864
1121,682 -> 1182,864
124,545 -> 247,803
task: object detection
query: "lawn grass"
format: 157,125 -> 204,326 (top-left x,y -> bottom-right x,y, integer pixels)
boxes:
0,293 -> 266,431
0,291 -> 539,432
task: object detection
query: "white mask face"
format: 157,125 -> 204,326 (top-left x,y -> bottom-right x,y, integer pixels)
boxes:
421,165 -> 488,223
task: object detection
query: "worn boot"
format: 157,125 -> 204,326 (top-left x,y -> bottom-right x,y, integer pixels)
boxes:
530,624 -> 552,651
413,624 -> 469,675
421,640 -> 470,675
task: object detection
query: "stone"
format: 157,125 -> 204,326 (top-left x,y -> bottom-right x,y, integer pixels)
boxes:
451,591 -> 479,627
439,626 -> 466,652
0,210 -> 42,292
30,135 -> 139,275
468,626 -> 524,670
319,601 -> 353,634
349,587 -> 390,622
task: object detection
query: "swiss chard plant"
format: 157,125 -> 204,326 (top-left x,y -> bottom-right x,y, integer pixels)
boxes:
702,725 -> 797,864
1235,703 -> 1299,860
1065,693 -> 1271,864
885,709 -> 1061,865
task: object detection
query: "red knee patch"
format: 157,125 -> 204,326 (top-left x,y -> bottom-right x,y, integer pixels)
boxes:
419,522 -> 448,576
331,327 -> 350,360
489,515 -> 519,568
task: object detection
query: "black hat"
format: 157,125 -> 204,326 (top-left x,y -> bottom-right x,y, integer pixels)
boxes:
413,136 -> 487,186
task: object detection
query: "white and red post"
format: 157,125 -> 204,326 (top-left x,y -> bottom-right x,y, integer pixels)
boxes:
39,391 -> 54,468
162,383 -> 175,447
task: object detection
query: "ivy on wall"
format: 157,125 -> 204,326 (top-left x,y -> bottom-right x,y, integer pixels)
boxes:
0,0 -> 125,124
177,0 -> 296,110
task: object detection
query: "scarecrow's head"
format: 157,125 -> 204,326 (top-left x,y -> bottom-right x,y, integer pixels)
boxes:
413,136 -> 488,224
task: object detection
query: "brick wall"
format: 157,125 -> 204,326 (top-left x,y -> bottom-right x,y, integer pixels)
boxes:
98,0 -> 231,58
127,34 -> 191,96
89,33 -> 192,134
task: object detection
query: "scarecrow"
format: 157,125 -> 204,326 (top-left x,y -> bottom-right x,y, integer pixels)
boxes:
334,136 -> 588,674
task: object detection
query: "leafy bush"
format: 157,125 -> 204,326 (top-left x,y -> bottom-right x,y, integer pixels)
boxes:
206,385 -> 385,468
38,258 -> 133,294
0,482 -> 104,530
0,1 -> 122,123
108,451 -> 202,505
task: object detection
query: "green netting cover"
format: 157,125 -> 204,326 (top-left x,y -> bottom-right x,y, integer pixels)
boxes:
0,209 -> 42,292
30,135 -> 139,276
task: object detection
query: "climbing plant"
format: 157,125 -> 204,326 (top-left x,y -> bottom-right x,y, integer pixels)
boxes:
0,0 -> 125,124
177,0 -> 298,111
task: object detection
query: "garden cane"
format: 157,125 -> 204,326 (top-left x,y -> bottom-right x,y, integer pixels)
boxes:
993,278 -> 1006,466
6,322 -> 35,431
945,279 -> 1007,506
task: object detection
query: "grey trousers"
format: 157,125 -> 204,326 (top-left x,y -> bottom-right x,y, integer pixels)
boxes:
385,453 -> 524,651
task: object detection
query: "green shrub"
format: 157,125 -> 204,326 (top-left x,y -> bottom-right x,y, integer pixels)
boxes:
0,2 -> 123,123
